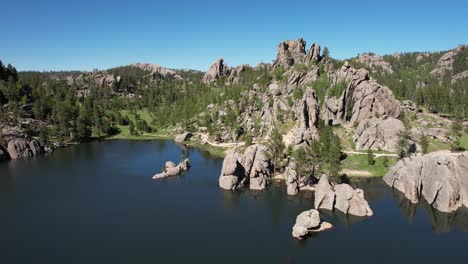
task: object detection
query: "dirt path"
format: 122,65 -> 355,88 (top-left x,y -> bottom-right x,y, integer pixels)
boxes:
343,151 -> 398,157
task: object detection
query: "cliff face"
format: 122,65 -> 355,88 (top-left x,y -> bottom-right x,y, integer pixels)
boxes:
384,152 -> 468,213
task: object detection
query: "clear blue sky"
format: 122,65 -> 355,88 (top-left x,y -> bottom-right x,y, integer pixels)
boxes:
2,0 -> 468,71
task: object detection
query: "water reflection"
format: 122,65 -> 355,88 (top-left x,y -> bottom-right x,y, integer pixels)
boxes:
390,187 -> 468,233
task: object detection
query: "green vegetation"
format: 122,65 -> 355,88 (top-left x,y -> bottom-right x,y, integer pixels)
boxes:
267,126 -> 286,175
341,154 -> 397,177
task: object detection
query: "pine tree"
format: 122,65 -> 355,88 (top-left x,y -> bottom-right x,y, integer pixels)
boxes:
420,134 -> 429,154
267,125 -> 285,176
328,134 -> 342,177
367,148 -> 375,165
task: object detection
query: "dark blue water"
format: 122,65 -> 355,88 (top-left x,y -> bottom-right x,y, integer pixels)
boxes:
0,140 -> 467,263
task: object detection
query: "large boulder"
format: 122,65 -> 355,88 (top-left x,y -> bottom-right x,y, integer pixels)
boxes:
7,138 -> 43,159
292,209 -> 332,239
284,163 -> 299,195
175,132 -> 193,143
354,117 -> 405,152
218,144 -> 273,191
314,174 -> 335,210
426,128 -> 450,142
383,152 -> 468,213
202,58 -> 230,84
153,159 -> 190,179
314,175 -> 373,217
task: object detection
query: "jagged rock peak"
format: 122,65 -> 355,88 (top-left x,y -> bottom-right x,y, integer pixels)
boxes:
273,38 -> 321,68
202,58 -> 230,84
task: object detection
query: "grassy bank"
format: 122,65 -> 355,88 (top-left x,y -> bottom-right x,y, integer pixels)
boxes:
341,154 -> 397,177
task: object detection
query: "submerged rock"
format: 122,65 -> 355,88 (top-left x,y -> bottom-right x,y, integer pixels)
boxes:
384,152 -> 468,213
292,209 -> 333,239
314,175 -> 373,217
153,159 -> 190,179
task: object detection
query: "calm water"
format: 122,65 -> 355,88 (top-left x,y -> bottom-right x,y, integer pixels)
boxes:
1,140 -> 467,263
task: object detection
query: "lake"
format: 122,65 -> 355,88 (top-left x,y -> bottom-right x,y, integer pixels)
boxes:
1,140 -> 467,263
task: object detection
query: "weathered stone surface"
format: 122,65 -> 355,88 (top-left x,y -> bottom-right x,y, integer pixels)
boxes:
452,70 -> 468,83
290,88 -> 320,147
273,38 -> 306,68
305,43 -> 321,64
384,152 -> 468,213
292,209 -> 332,239
153,159 -> 190,179
430,46 -> 463,79
6,138 -> 43,159
219,175 -> 240,190
324,64 -> 400,127
131,63 -> 180,79
202,58 -> 230,84
218,144 -> 272,191
314,175 -> 335,210
314,175 -> 373,217
285,163 -> 299,195
427,128 -> 450,142
354,117 -> 405,152
268,82 -> 282,96
175,132 -> 193,143
227,64 -> 251,84
357,53 -> 394,74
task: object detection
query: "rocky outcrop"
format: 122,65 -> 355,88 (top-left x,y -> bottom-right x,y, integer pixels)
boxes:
131,63 -> 181,79
227,64 -> 250,84
314,174 -> 335,210
284,163 -> 299,195
290,88 -> 320,147
354,117 -> 405,152
426,128 -> 450,142
383,152 -> 468,213
305,43 -> 321,64
285,66 -> 319,86
314,175 -> 373,217
218,144 -> 273,190
452,70 -> 468,83
357,53 -> 394,74
273,38 -> 307,68
202,58 -> 230,84
292,209 -> 333,239
175,132 -> 193,143
273,39 -> 322,68
323,64 -> 400,126
6,138 -> 43,159
153,158 -> 190,179
430,46 -> 463,79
